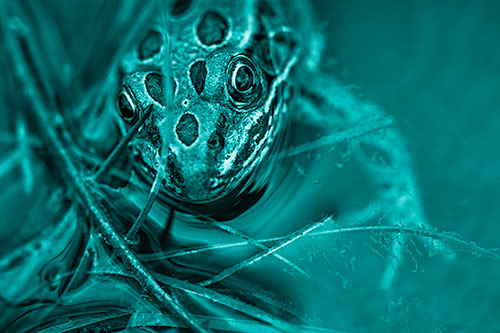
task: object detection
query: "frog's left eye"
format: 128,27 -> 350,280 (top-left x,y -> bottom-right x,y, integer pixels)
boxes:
117,89 -> 138,123
226,55 -> 263,109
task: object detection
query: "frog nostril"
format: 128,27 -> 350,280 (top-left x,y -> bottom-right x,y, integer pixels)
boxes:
175,113 -> 199,146
208,137 -> 219,149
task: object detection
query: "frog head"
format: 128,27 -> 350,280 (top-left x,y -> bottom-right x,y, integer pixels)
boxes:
117,0 -> 299,204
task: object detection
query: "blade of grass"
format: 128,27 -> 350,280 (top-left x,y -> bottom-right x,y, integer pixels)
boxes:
16,115 -> 34,193
0,130 -> 42,146
128,312 -> 344,333
154,273 -> 300,332
5,17 -> 206,333
93,105 -> 152,183
124,1 -> 172,243
88,269 -> 301,332
0,149 -> 21,179
210,221 -> 312,280
142,225 -> 500,262
125,158 -> 165,241
278,115 -> 394,159
199,217 -> 333,287
37,310 -> 133,333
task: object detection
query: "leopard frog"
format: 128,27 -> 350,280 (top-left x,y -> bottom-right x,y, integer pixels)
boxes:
117,0 -> 318,208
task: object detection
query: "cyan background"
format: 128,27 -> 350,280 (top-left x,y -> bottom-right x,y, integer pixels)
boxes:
314,0 -> 500,249
308,0 -> 500,330
0,1 -> 499,331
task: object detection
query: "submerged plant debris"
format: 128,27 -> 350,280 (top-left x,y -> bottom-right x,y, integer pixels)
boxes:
1,0 -> 499,332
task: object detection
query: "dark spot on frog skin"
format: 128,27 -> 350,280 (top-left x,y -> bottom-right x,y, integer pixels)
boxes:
146,126 -> 162,151
139,30 -> 163,60
170,0 -> 193,16
145,73 -> 166,106
189,60 -> 207,95
208,112 -> 229,156
251,35 -> 275,75
175,113 -> 199,146
197,11 -> 229,46
166,151 -> 185,190
258,0 -> 277,17
145,73 -> 177,106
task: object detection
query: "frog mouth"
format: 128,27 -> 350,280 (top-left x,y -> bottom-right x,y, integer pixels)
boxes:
135,142 -> 266,218
160,138 -> 268,204
138,136 -> 259,204
160,149 -> 231,203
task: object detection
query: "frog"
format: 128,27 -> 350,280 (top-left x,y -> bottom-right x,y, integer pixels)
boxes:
116,0 -> 447,287
116,0 -> 315,209
0,0 -> 457,330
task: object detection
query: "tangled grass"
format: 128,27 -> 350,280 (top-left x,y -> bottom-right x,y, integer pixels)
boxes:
0,1 -> 499,332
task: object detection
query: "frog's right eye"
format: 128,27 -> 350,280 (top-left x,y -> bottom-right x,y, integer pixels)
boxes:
118,89 -> 137,123
226,54 -> 263,110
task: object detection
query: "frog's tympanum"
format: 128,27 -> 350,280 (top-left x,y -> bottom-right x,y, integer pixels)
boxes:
118,0 -> 305,210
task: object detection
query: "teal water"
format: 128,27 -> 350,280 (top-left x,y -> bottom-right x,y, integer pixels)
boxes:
0,1 -> 499,331
312,1 -> 500,330
316,0 -> 500,243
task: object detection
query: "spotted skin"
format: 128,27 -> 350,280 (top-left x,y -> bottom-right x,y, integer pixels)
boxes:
117,0 -> 314,204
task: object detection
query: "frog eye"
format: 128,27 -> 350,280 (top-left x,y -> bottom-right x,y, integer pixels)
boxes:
226,54 -> 262,109
117,89 -> 138,123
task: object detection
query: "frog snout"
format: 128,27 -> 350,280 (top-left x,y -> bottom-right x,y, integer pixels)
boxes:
166,152 -> 222,202
164,129 -> 228,202
172,112 -> 224,154
160,108 -> 230,202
